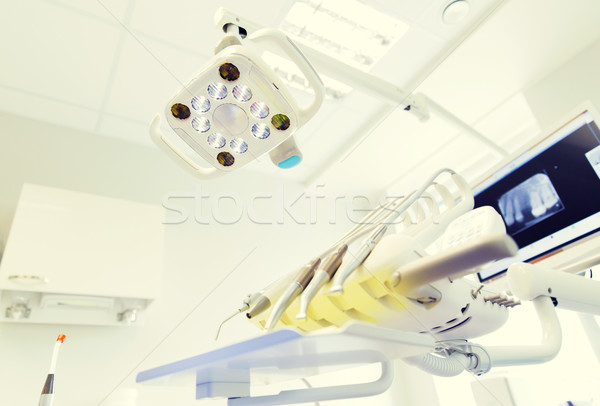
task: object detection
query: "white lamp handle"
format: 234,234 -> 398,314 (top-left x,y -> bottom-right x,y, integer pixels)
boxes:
269,136 -> 303,169
248,28 -> 325,127
149,115 -> 222,179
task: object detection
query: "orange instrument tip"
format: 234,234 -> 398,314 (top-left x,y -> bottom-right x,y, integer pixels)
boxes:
57,334 -> 66,343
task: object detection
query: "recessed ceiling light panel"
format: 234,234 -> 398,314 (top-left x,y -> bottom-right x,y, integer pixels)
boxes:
442,0 -> 471,24
281,0 -> 409,71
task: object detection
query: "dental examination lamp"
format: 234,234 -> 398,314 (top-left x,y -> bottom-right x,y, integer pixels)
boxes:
150,9 -> 325,178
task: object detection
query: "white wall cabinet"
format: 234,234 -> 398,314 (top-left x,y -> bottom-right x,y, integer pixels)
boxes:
0,184 -> 163,325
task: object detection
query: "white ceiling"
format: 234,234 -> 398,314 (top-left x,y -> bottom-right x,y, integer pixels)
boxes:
1,0 -> 600,194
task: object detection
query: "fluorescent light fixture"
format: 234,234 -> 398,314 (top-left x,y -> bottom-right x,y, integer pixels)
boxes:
281,0 -> 409,71
262,51 -> 353,99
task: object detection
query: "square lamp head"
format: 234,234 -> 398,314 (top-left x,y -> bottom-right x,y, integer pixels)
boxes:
164,45 -> 300,172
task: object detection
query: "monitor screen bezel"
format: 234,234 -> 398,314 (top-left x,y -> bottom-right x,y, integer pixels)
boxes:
472,101 -> 600,283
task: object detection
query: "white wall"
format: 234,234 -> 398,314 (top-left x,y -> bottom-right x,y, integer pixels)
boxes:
524,38 -> 600,130
0,112 -> 195,247
0,112 -> 390,405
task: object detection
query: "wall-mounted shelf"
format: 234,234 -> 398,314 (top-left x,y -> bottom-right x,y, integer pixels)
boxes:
0,184 -> 164,326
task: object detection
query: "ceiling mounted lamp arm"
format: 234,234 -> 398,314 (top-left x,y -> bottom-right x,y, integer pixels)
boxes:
214,7 -> 260,39
294,44 -> 508,157
247,28 -> 325,127
296,44 -> 431,122
419,94 -> 508,157
214,8 -> 325,127
213,24 -> 243,54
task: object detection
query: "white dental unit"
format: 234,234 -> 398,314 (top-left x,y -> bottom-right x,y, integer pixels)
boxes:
136,5 -> 600,406
1,1 -> 600,406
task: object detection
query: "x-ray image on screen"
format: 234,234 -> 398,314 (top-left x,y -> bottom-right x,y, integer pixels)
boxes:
475,108 -> 600,283
497,172 -> 564,235
585,145 -> 600,180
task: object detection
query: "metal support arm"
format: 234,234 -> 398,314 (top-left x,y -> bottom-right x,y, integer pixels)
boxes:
486,296 -> 562,367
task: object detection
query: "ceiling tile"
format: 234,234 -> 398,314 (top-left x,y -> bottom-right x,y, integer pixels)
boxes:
298,98 -> 393,176
294,99 -> 347,148
101,36 -> 206,124
42,0 -> 132,23
370,26 -> 443,91
370,0 -> 503,92
317,108 -> 456,188
416,0 -> 600,123
0,85 -> 98,133
129,1 -> 294,55
0,0 -> 122,110
129,1 -> 218,56
415,0 -> 503,41
485,0 -> 600,85
365,0 -> 435,24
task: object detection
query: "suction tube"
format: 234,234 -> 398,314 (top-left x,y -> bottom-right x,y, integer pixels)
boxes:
402,352 -> 468,377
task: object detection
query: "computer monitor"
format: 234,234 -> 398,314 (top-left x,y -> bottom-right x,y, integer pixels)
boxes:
474,104 -> 600,283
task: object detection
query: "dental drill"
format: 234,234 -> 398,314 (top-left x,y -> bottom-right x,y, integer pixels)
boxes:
264,258 -> 321,331
329,224 -> 388,295
296,244 -> 348,320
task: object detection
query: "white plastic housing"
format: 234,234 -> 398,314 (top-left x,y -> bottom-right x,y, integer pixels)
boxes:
164,45 -> 299,172
157,28 -> 324,176
507,262 -> 600,315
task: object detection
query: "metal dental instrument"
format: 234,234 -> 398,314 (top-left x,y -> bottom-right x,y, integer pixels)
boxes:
251,170 -> 455,318
329,224 -> 389,295
215,292 -> 261,340
296,244 -> 348,320
264,257 -> 321,331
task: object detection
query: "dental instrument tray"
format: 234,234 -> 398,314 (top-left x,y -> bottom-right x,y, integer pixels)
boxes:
136,322 -> 434,405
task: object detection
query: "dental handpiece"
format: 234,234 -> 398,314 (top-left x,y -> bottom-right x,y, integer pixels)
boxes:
329,224 -> 388,295
215,291 -> 263,340
296,244 -> 348,320
264,258 -> 321,331
245,270 -> 298,320
217,270 -> 302,339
